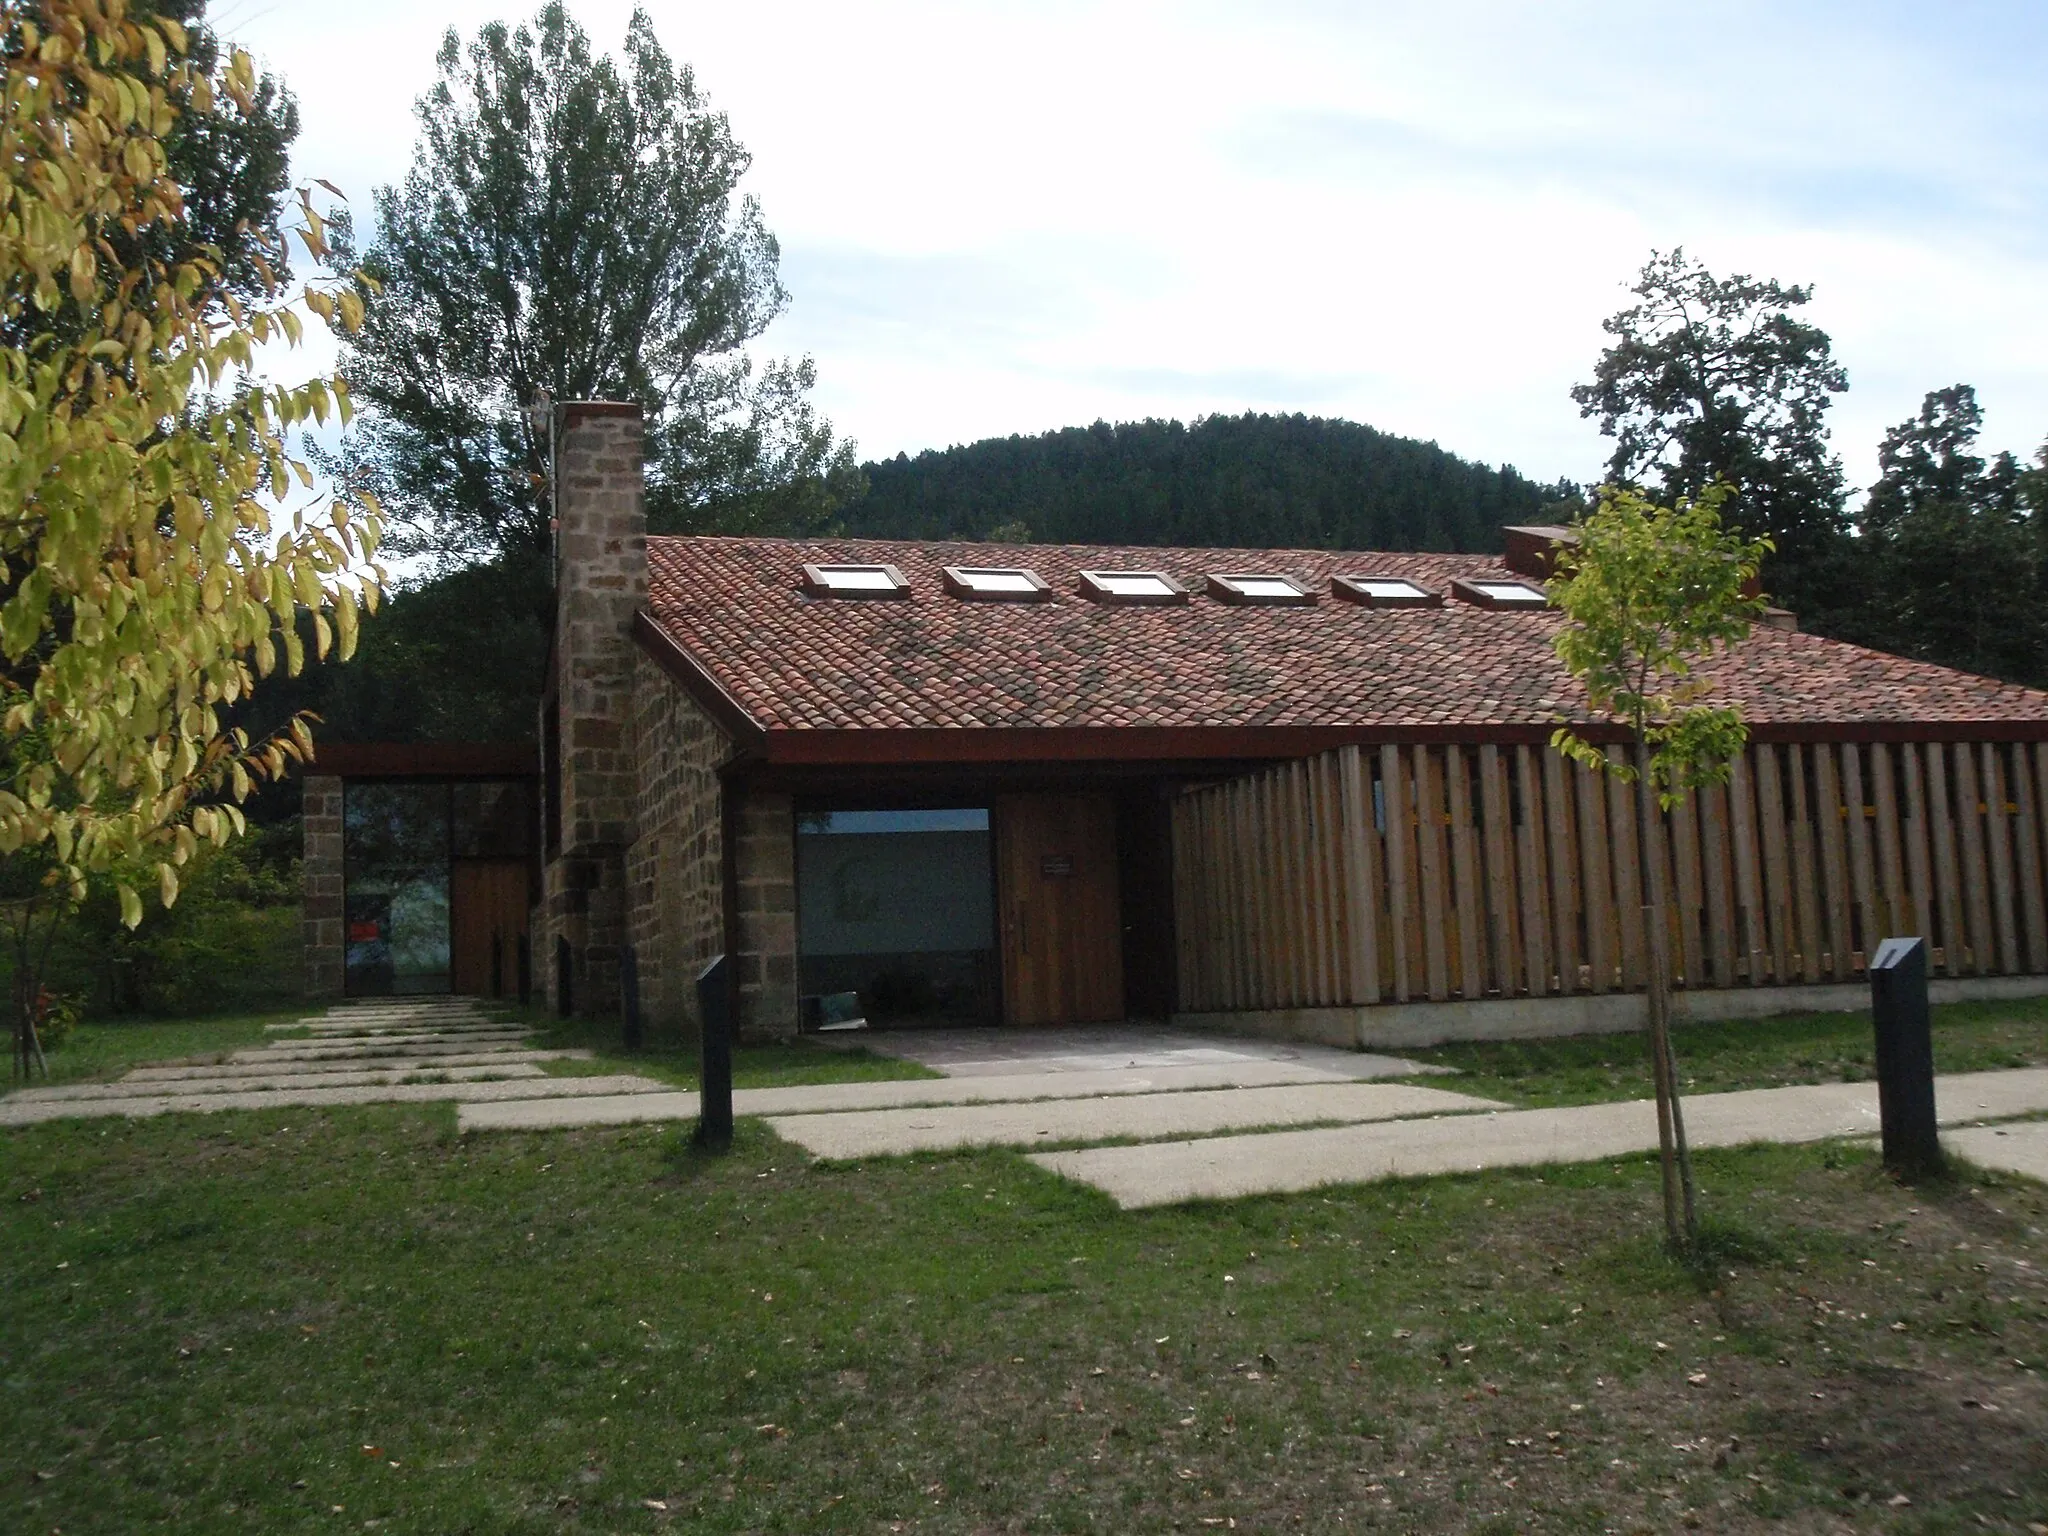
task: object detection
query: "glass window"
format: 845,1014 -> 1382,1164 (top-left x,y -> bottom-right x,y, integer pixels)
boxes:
1361,579 -> 1427,599
344,783 -> 451,996
817,567 -> 896,590
1097,573 -> 1174,596
796,806 -> 997,1024
453,780 -> 534,858
1231,578 -> 1300,598
802,563 -> 911,598
1474,581 -> 1547,604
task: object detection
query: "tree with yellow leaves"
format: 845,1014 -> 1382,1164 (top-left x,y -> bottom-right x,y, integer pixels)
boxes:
0,0 -> 381,1074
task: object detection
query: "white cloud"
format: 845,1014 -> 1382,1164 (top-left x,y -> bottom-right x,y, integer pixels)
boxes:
220,0 -> 2048,498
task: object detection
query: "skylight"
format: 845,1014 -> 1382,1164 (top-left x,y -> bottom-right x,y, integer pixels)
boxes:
1333,575 -> 1442,609
942,566 -> 1052,602
1205,572 -> 1316,607
1451,577 -> 1549,609
1078,569 -> 1189,606
801,563 -> 911,600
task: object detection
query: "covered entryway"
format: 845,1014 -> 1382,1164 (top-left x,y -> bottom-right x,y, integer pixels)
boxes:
995,793 -> 1125,1025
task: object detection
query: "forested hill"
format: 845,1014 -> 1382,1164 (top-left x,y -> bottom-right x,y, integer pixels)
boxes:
834,413 -> 1576,552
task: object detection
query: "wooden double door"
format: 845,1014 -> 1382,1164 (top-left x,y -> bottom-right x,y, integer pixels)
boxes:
451,858 -> 530,999
995,794 -> 1124,1025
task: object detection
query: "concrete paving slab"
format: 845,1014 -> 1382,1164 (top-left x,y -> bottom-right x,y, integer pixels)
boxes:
9,1063 -> 548,1103
124,1048 -> 592,1082
867,1025 -> 1447,1080
454,1060 -> 1391,1134
1947,1121 -> 2048,1185
461,1090 -> 701,1133
767,1083 -> 1502,1159
1031,1069 -> 2048,1208
233,1037 -> 534,1063
0,1072 -> 668,1127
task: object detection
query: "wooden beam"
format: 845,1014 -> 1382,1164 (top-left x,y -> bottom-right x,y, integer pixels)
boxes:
1728,750 -> 1766,985
1415,745 -> 1451,1001
1983,743 -> 2021,975
1338,747 -> 1381,1004
2016,743 -> 2048,972
1381,744 -> 1414,1003
1841,744 -> 1878,971
1543,746 -> 1580,992
1576,759 -> 1613,994
1447,746 -> 1485,999
1788,745 -> 1824,984
1514,745 -> 1552,997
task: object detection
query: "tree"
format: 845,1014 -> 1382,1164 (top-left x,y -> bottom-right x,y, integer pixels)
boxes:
332,2 -> 860,569
1572,250 -> 1848,620
1852,386 -> 2047,686
1548,484 -> 1771,1249
0,0 -> 380,1073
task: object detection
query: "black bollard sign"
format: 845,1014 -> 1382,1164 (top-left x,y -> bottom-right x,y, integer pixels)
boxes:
695,953 -> 733,1152
1868,936 -> 1943,1176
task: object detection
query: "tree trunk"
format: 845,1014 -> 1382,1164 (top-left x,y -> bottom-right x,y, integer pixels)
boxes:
1636,762 -> 1700,1250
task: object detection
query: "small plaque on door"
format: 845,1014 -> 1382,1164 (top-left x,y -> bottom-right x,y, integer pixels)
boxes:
1040,854 -> 1075,877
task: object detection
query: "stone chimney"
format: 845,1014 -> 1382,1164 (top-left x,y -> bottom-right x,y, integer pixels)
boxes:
539,401 -> 647,1018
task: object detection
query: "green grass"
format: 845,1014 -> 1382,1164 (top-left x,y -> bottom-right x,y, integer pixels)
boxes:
1403,994 -> 2048,1108
4,1106 -> 2044,1533
2,1009 -> 304,1094
486,1001 -> 944,1092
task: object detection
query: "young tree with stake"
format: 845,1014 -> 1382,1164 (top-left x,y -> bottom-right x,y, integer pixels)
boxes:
1547,484 -> 1770,1249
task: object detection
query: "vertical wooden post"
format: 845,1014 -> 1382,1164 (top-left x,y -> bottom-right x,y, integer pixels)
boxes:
1543,746 -> 1580,992
2013,742 -> 2048,972
1447,746 -> 1485,999
1514,745 -> 1552,997
1381,744 -> 1413,1003
1338,747 -> 1381,1004
1925,743 -> 1964,974
1479,745 -> 1516,997
1982,743 -> 2021,975
1787,744 -> 1823,984
1414,745 -> 1451,1001
1841,744 -> 1878,970
1576,759 -> 1613,994
1728,750 -> 1766,985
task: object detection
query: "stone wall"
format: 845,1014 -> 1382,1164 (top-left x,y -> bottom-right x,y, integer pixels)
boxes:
625,651 -> 730,1035
302,773 -> 344,998
536,402 -> 647,1020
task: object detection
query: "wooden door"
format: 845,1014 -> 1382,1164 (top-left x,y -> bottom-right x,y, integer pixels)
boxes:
996,794 -> 1124,1025
451,859 -> 531,998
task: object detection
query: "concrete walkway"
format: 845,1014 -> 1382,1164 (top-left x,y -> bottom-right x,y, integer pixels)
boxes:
1031,1068 -> 2048,1208
1947,1118 -> 2048,1184
0,998 -> 673,1127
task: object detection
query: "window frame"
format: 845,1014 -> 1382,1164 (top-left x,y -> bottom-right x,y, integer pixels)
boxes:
1450,576 -> 1550,610
800,562 -> 913,600
940,565 -> 1055,603
1076,568 -> 1191,607
1331,574 -> 1444,609
1203,572 -> 1319,607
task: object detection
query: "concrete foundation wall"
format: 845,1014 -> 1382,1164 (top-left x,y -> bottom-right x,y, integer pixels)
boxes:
1179,972 -> 2048,1051
302,773 -> 344,999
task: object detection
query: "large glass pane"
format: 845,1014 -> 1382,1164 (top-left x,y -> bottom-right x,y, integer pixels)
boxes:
344,783 -> 451,995
796,808 -> 996,1024
453,780 -> 534,858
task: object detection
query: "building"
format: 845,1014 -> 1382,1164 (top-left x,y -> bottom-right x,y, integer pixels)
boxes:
305,401 -> 2048,1047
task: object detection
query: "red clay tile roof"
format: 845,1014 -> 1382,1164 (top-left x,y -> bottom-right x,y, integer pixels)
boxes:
641,536 -> 2048,757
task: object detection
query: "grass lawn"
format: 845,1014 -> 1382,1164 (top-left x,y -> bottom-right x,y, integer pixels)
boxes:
1403,995 -> 2048,1109
1,1009 -> 305,1094
4,1103 -> 2045,1534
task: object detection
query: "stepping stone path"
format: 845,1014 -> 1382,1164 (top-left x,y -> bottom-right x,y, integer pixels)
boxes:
0,997 -> 673,1127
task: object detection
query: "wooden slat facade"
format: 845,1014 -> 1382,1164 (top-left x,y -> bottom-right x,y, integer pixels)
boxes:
1173,739 -> 2048,1012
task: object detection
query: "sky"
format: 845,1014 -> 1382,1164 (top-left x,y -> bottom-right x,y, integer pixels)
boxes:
217,0 -> 2048,501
